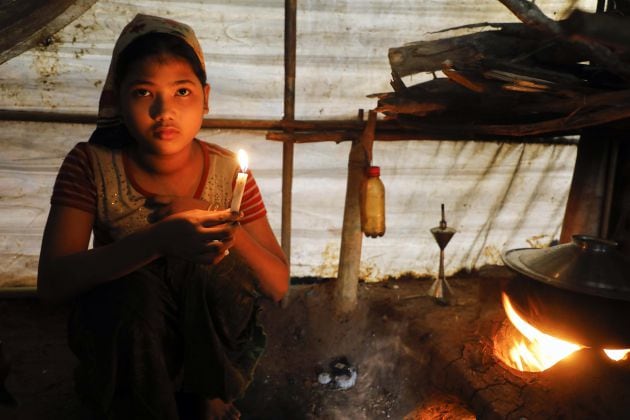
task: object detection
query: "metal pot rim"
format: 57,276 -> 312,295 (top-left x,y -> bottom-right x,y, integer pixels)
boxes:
502,234 -> 630,302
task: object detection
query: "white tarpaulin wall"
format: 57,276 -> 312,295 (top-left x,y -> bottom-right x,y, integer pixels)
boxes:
0,0 -> 592,286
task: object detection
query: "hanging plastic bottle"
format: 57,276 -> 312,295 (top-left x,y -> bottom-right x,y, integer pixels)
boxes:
360,165 -> 386,238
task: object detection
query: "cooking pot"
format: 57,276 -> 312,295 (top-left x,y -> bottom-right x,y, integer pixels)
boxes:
502,235 -> 630,348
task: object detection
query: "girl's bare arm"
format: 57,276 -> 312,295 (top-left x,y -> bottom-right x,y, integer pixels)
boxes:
37,205 -> 235,303
231,217 -> 289,302
146,195 -> 289,301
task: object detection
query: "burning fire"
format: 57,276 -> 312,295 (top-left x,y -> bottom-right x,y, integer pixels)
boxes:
495,293 -> 630,372
603,349 -> 630,361
495,293 -> 584,372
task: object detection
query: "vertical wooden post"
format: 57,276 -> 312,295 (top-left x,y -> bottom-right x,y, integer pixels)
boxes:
560,129 -> 611,242
281,0 -> 297,307
335,111 -> 376,314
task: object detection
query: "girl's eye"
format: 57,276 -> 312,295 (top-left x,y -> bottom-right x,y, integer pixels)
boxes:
176,88 -> 191,96
133,89 -> 151,97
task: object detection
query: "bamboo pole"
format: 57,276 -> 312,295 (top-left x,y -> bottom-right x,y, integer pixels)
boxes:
265,128 -> 580,144
0,110 -> 367,131
334,110 -> 376,314
0,109 -> 582,145
280,0 -> 297,308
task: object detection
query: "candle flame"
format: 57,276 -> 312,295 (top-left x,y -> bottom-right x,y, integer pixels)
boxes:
238,149 -> 248,172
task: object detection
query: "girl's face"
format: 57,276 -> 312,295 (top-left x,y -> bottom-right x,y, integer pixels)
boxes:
118,54 -> 210,156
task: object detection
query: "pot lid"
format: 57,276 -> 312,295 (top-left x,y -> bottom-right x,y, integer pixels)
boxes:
502,234 -> 630,302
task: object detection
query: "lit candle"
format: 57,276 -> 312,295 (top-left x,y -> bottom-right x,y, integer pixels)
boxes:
230,149 -> 248,212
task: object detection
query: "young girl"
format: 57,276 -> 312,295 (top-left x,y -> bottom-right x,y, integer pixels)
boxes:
37,14 -> 289,420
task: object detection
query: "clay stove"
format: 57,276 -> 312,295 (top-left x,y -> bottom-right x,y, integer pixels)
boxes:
497,234 -> 630,372
425,132 -> 630,419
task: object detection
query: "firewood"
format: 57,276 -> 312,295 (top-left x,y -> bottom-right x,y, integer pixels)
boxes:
388,28 -> 542,77
498,0 -> 630,80
496,0 -> 562,35
562,9 -> 630,53
442,60 -> 485,93
375,98 -> 446,116
502,84 -> 548,93
482,69 -> 555,86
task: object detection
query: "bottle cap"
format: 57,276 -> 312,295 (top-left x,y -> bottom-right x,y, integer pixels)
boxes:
367,166 -> 380,177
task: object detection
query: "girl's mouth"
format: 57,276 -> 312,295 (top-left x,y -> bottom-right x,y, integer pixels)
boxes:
154,126 -> 179,140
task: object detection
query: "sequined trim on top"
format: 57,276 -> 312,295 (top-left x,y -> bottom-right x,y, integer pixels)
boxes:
85,142 -> 238,246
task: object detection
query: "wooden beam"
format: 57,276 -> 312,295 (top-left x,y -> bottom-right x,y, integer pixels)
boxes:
0,109 -> 368,131
0,109 -> 584,144
335,111 -> 376,314
265,127 -> 583,143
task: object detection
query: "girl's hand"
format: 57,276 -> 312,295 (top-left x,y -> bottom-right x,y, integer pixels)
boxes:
155,209 -> 241,264
146,195 -> 210,222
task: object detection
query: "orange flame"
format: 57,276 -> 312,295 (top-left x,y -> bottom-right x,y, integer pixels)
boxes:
496,293 -> 584,372
603,349 -> 630,361
496,293 -> 630,371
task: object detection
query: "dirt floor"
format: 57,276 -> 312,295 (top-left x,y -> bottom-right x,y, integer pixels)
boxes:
0,269 -> 490,420
237,273 -> 486,420
4,266 -> 627,419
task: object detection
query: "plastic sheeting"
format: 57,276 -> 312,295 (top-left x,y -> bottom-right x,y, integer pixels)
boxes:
0,121 -> 576,286
0,0 -> 589,285
0,0 -> 596,119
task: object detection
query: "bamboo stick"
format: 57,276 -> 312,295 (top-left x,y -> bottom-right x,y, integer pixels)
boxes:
0,108 -> 587,143
280,0 -> 297,308
0,109 -> 372,131
2,106 -> 617,143
265,128 -> 581,144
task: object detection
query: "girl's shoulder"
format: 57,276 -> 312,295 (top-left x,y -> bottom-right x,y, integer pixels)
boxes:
70,141 -> 118,156
62,141 -> 97,165
197,139 -> 236,160
71,142 -> 123,167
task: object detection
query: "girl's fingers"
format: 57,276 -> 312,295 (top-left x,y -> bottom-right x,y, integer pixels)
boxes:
157,209 -> 238,259
189,253 -> 220,265
199,226 -> 234,242
227,403 -> 241,419
194,249 -> 228,265
149,206 -> 169,222
146,195 -> 173,206
200,210 -> 237,227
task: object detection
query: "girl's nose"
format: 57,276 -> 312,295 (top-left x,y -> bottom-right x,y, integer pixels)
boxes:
150,94 -> 175,120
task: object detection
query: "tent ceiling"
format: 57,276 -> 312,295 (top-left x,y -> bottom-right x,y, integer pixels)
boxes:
0,0 -> 598,120
0,0 -> 601,287
0,0 -> 97,65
